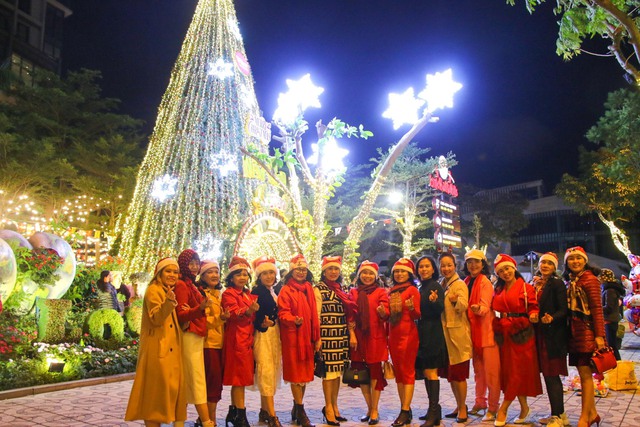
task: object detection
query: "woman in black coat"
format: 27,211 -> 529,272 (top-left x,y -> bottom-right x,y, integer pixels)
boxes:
530,253 -> 568,427
415,256 -> 448,427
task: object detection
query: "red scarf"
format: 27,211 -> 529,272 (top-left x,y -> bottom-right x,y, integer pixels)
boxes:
389,282 -> 411,325
356,283 -> 378,334
465,274 -> 485,353
324,279 -> 358,318
286,277 -> 320,361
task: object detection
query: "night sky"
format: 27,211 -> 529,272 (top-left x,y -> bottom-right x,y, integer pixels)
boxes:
61,0 -> 625,191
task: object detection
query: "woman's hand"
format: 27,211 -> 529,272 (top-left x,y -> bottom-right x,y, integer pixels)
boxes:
595,336 -> 606,350
294,316 -> 303,326
448,292 -> 458,303
166,289 -> 176,303
349,335 -> 358,351
541,313 -> 553,324
314,339 -> 322,352
529,312 -> 539,323
261,315 -> 275,329
470,304 -> 480,314
429,289 -> 438,302
220,308 -> 231,321
199,296 -> 213,310
376,303 -> 386,318
405,296 -> 415,311
247,300 -> 260,315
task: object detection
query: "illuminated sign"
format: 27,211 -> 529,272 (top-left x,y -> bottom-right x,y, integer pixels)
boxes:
246,113 -> 272,145
429,155 -> 458,197
432,198 -> 458,214
434,229 -> 462,248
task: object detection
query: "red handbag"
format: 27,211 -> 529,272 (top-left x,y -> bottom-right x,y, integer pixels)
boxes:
590,346 -> 617,374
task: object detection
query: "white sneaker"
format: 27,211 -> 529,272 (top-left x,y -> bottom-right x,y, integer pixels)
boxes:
540,413 -> 570,426
547,416 -> 564,427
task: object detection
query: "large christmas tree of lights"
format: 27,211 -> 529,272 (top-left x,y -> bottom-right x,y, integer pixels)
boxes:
119,0 -> 265,275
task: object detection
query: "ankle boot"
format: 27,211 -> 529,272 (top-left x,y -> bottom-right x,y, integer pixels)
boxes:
291,401 -> 297,423
294,403 -> 315,427
225,405 -> 237,427
234,408 -> 250,427
267,415 -> 283,427
392,409 -> 412,427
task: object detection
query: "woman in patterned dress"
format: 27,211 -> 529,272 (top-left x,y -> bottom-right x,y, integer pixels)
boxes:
314,256 -> 357,426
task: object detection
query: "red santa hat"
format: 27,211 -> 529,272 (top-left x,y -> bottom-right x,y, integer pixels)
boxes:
494,253 -> 517,272
392,258 -> 415,275
538,252 -> 558,270
154,257 -> 178,276
564,246 -> 588,264
289,254 -> 308,270
226,256 -> 251,277
357,260 -> 379,278
321,255 -> 342,271
199,259 -> 220,276
252,256 -> 277,277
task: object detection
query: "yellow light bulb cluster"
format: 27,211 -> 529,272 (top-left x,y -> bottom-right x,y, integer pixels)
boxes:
118,0 -> 264,275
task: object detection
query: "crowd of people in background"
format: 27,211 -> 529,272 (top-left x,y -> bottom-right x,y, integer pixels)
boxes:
124,245 -> 618,427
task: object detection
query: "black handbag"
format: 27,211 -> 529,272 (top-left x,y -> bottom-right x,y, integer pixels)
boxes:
342,360 -> 370,385
314,352 -> 326,378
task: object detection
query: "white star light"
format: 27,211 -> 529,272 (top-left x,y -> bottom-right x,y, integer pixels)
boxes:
307,138 -> 349,175
273,74 -> 324,126
210,150 -> 238,177
418,68 -> 463,113
382,88 -> 425,130
193,235 -> 223,261
151,174 -> 178,202
227,18 -> 242,41
207,58 -> 234,79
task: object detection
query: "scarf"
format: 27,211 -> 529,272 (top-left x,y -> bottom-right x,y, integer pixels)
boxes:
324,279 -> 358,317
568,270 -> 592,322
465,274 -> 484,352
356,282 -> 378,334
286,277 -> 319,361
389,282 -> 411,325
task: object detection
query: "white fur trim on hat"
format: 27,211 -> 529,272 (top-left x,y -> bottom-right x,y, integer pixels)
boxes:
252,256 -> 277,277
357,260 -> 379,278
564,246 -> 588,264
538,252 -> 558,270
226,256 -> 251,277
322,255 -> 342,271
494,254 -> 517,272
290,254 -> 308,270
392,258 -> 415,275
199,259 -> 220,276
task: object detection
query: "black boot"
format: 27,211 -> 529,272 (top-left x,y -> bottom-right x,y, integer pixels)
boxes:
421,379 -> 441,427
294,403 -> 315,427
225,405 -> 237,427
267,415 -> 283,427
391,409 -> 412,427
234,408 -> 251,427
419,379 -> 430,420
291,401 -> 297,423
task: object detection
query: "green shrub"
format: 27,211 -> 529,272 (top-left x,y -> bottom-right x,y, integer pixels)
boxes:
36,298 -> 72,343
86,309 -> 125,349
124,299 -> 143,336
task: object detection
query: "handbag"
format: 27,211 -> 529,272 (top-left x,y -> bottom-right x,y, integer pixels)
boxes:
342,360 -> 370,385
604,360 -> 638,390
590,346 -> 617,374
383,361 -> 395,380
314,352 -> 326,378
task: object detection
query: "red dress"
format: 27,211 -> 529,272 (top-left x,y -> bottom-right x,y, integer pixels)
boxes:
349,286 -> 390,364
221,287 -> 257,386
492,278 -> 543,400
388,283 -> 421,384
278,279 -> 320,384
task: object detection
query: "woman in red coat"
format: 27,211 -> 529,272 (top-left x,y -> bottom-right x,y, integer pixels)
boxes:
492,254 -> 542,427
175,249 -> 215,427
278,254 -> 320,427
563,247 -> 605,427
348,261 -> 390,425
388,258 -> 421,427
221,256 -> 259,427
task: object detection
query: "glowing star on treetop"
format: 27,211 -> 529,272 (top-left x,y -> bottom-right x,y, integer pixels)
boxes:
151,174 -> 178,202
207,58 -> 234,79
273,74 -> 324,126
418,68 -> 463,113
306,138 -> 349,174
382,87 -> 425,130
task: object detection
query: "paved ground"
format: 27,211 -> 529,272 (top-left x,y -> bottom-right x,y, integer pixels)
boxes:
1,333 -> 639,427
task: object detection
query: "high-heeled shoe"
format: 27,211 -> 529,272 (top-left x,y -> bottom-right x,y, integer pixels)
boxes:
321,407 -> 340,426
368,418 -> 379,425
259,409 -> 270,423
335,415 -> 348,422
589,414 -> 601,427
514,407 -> 530,424
360,415 -> 370,422
494,411 -> 507,427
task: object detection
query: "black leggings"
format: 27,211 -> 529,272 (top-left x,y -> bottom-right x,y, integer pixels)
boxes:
605,322 -> 621,360
544,375 -> 564,416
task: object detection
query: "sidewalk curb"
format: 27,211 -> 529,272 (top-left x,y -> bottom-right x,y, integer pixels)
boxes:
0,372 -> 135,401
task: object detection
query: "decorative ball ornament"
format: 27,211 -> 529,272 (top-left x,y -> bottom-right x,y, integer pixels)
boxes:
151,174 -> 178,202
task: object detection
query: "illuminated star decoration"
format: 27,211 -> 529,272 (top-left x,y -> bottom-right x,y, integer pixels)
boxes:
382,88 -> 425,130
151,174 -> 178,202
193,234 -> 223,261
273,73 -> 324,126
307,138 -> 349,175
227,17 -> 242,41
207,58 -> 234,79
210,150 -> 238,177
418,68 -> 463,113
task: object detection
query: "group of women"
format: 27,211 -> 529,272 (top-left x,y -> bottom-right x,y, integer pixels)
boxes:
125,245 -> 606,427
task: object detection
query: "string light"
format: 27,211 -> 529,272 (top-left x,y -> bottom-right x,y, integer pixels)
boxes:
209,150 -> 239,176
118,0 -> 263,275
151,174 -> 178,202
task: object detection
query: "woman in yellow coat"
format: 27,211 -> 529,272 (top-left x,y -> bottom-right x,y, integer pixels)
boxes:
125,258 -> 187,427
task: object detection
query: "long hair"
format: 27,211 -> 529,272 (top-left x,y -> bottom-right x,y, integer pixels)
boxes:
495,269 -> 524,293
416,255 -> 440,281
97,270 -> 111,292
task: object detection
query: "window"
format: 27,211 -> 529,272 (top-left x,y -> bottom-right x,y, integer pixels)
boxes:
15,21 -> 29,42
11,53 -> 34,85
17,0 -> 31,14
43,4 -> 64,58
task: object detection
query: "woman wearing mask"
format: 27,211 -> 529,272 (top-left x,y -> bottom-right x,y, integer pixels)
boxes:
439,252 -> 471,424
348,261 -> 389,425
125,258 -> 187,426
251,256 -> 283,427
278,254 -> 320,427
314,256 -> 357,426
388,258 -> 421,427
175,249 -> 215,427
197,260 -> 229,426
531,253 -> 568,427
222,256 -> 260,427
492,254 -> 542,427
415,256 -> 447,427
463,249 -> 500,423
563,247 -> 605,427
